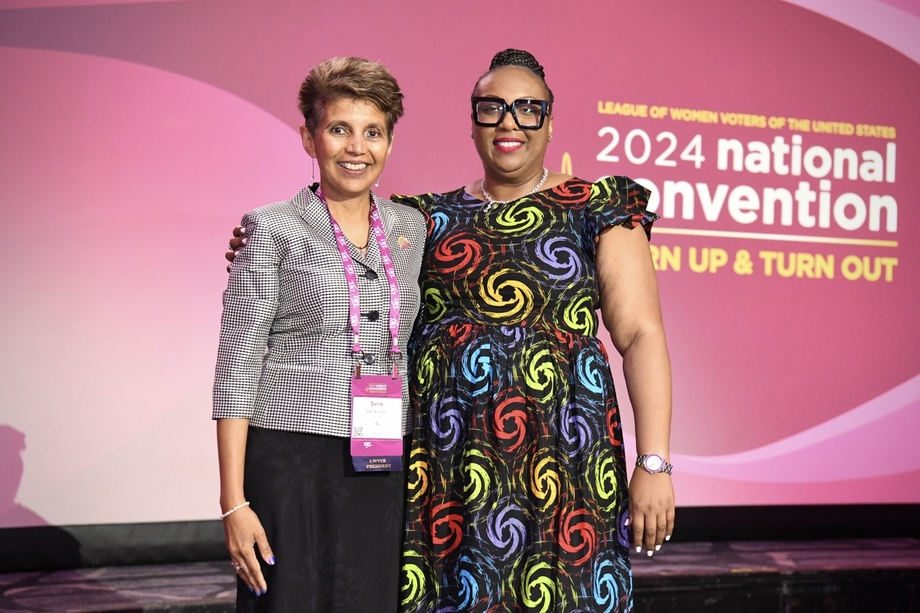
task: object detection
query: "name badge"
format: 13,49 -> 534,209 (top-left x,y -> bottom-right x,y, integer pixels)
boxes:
350,374 -> 403,471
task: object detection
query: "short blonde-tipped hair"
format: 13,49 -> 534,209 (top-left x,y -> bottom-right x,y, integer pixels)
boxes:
298,56 -> 405,139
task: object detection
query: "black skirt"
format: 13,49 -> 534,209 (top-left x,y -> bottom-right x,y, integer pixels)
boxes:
238,427 -> 405,613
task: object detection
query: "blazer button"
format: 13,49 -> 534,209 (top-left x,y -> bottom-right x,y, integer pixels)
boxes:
363,353 -> 376,365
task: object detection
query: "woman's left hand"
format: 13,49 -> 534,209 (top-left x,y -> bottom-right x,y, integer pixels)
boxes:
225,226 -> 246,272
627,469 -> 675,556
595,218 -> 676,557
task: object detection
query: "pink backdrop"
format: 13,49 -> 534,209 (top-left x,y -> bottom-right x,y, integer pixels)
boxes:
1,0 -> 918,527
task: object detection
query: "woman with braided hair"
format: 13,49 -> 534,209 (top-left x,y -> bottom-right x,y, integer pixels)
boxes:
395,49 -> 674,612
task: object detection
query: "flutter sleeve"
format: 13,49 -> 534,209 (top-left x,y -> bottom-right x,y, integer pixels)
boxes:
588,175 -> 658,241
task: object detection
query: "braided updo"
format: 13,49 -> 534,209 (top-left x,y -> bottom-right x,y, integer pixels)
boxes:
490,49 -> 546,80
475,48 -> 554,107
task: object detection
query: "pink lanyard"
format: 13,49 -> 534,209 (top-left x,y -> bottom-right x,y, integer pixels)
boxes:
318,188 -> 401,363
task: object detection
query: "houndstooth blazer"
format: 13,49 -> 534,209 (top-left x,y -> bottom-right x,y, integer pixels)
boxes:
212,186 -> 426,437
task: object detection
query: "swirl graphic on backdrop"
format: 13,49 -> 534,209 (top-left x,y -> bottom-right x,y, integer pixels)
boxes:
653,373 -> 920,488
398,178 -> 654,612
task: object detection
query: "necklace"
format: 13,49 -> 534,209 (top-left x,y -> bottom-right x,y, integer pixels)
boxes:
316,188 -> 371,253
480,167 -> 549,209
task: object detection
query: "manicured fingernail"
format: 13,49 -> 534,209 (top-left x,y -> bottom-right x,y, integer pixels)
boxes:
240,227 -> 246,234
647,550 -> 653,557
268,556 -> 276,565
655,545 -> 661,551
248,586 -> 254,592
666,535 -> 671,541
241,237 -> 248,245
635,546 -> 641,553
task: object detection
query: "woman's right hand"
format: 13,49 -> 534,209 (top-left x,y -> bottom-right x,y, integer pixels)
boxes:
223,505 -> 275,595
224,226 -> 247,271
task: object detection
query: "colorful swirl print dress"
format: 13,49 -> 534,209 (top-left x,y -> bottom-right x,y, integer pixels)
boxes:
395,176 -> 657,613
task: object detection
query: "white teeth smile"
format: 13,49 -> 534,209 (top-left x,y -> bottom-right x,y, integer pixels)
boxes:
340,162 -> 369,170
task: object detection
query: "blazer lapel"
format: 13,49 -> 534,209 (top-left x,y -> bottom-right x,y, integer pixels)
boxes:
296,189 -> 399,264
295,186 -> 337,246
374,192 -> 398,237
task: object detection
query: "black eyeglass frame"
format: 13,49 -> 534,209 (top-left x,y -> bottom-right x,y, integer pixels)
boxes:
471,97 -> 550,130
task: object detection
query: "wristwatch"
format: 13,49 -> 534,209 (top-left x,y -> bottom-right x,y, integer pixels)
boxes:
636,453 -> 673,475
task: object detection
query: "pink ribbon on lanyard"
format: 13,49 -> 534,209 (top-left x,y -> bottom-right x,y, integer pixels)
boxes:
318,188 -> 401,373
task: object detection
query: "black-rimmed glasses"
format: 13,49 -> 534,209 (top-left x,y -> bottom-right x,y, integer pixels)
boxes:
472,97 -> 549,130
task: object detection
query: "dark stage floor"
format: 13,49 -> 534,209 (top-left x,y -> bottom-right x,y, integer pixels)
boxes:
632,537 -> 920,612
1,538 -> 918,612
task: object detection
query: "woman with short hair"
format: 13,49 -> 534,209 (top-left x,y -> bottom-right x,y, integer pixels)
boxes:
213,56 -> 426,613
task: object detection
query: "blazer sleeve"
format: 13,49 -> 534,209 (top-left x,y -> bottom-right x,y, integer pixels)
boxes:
212,209 -> 280,419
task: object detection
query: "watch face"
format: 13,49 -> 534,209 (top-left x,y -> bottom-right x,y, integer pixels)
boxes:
645,455 -> 663,472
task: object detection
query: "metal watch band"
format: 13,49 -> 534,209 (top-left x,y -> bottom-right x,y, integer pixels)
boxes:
636,454 -> 673,475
